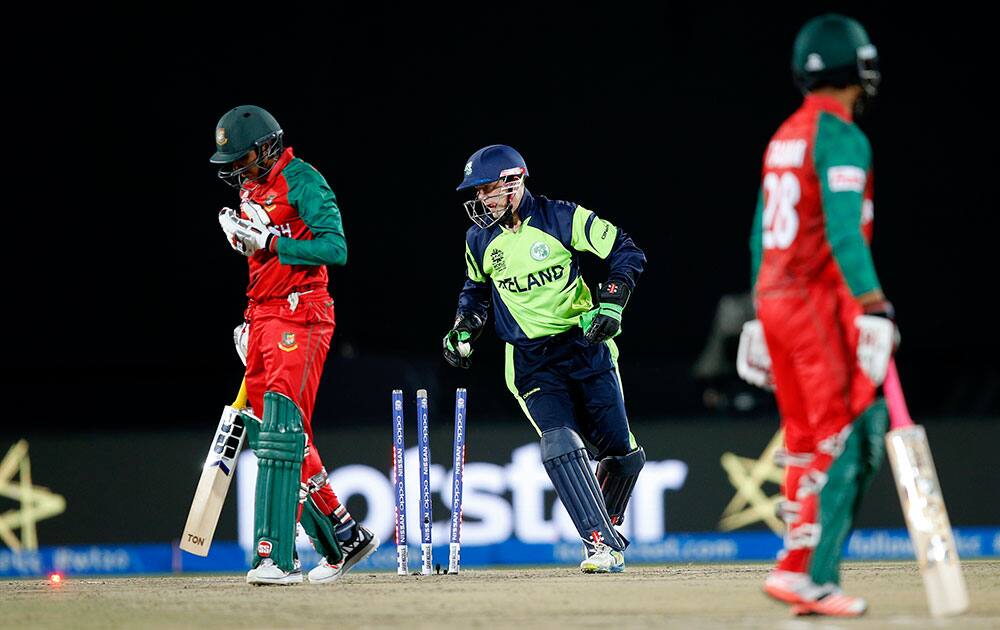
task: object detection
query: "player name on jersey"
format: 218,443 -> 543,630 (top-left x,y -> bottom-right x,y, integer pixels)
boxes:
765,139 -> 807,168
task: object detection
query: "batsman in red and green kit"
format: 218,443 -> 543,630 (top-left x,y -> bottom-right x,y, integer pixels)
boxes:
211,105 -> 378,585
745,16 -> 899,617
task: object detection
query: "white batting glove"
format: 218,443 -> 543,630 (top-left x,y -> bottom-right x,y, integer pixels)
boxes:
240,200 -> 272,227
218,208 -> 275,256
233,321 -> 249,366
736,319 -> 774,390
218,207 -> 242,252
855,315 -> 897,385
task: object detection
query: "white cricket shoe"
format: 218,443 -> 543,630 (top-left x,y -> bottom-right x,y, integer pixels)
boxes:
246,558 -> 303,585
308,525 -> 380,584
580,540 -> 625,574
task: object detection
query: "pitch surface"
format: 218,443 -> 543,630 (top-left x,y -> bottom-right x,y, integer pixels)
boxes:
3,561 -> 999,629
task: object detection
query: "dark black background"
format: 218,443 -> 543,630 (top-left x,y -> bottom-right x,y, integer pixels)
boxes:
6,5 -> 996,433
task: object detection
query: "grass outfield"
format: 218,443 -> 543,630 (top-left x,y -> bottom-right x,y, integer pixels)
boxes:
2,561 -> 998,629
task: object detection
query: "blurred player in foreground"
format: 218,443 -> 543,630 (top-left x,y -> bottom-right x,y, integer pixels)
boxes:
212,105 -> 377,585
738,14 -> 898,616
443,145 -> 647,573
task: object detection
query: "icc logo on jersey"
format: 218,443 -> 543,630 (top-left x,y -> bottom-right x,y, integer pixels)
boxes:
490,249 -> 507,274
530,242 -> 550,261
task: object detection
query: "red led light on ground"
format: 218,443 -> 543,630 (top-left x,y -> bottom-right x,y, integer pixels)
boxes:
48,573 -> 63,585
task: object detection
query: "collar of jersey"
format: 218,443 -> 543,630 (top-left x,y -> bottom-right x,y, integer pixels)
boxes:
500,215 -> 534,234
802,93 -> 852,122
500,189 -> 536,234
262,146 -> 296,186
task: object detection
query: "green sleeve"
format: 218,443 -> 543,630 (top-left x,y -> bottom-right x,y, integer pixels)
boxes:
815,112 -> 880,296
277,161 -> 348,267
750,186 -> 763,289
570,205 -> 618,259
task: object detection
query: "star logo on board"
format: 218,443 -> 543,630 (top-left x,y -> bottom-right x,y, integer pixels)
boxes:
718,430 -> 785,534
0,440 -> 66,550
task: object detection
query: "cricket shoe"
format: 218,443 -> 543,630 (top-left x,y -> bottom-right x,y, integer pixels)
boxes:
246,558 -> 303,586
762,569 -> 826,604
308,525 -> 380,584
580,540 -> 625,574
792,587 -> 868,617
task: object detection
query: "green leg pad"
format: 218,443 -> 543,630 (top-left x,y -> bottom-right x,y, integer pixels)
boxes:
252,392 -> 305,572
241,410 -> 261,448
300,498 -> 345,563
810,399 -> 888,585
856,399 -> 888,492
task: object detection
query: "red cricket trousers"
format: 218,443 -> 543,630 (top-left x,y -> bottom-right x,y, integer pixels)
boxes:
244,288 -> 341,515
757,280 -> 875,573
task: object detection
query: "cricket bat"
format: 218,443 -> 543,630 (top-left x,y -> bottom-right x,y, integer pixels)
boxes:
179,379 -> 251,556
883,360 -> 969,617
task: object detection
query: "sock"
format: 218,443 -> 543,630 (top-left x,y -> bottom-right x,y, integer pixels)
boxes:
331,503 -> 357,543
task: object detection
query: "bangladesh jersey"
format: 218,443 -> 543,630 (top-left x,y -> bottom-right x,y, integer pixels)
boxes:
238,147 -> 347,301
751,94 -> 878,297
457,189 -> 645,347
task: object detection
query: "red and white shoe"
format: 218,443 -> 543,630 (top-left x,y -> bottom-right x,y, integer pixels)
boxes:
763,570 -> 820,604
792,588 -> 868,617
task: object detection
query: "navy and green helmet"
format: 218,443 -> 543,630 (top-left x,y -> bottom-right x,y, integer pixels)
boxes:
457,145 -> 529,191
792,14 -> 881,97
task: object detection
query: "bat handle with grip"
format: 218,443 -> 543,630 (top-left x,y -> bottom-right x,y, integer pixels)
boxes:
232,377 -> 248,410
883,359 -> 914,429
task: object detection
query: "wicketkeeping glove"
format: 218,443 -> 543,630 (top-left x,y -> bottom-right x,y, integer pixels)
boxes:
580,280 -> 631,345
443,311 -> 486,369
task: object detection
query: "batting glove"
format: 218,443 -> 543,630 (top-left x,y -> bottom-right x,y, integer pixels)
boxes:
234,321 -> 249,366
855,298 -> 900,386
218,207 -> 275,256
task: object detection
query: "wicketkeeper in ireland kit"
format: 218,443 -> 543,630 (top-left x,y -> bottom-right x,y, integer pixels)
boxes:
737,15 -> 899,616
443,145 -> 647,573
211,105 -> 378,585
